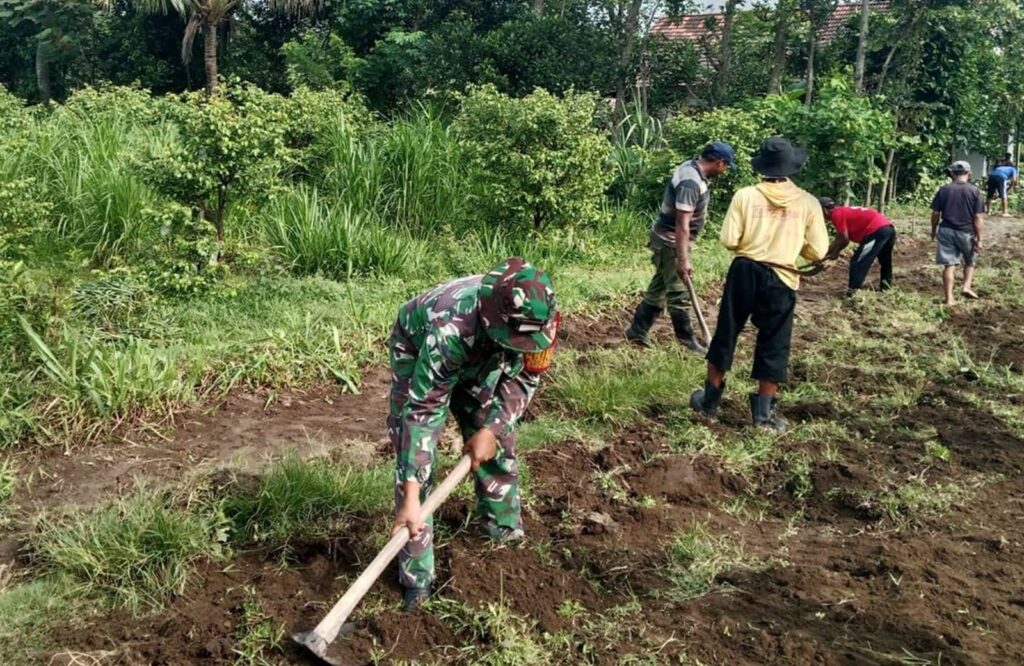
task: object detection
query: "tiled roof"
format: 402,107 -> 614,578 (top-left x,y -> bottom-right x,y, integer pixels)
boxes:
651,1 -> 889,46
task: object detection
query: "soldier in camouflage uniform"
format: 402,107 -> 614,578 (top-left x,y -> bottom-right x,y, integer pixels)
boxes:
388,257 -> 558,610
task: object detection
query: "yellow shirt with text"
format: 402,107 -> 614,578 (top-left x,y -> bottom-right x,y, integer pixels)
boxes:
719,180 -> 829,290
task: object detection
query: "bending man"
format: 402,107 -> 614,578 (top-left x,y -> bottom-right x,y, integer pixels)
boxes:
388,258 -> 558,610
818,198 -> 897,295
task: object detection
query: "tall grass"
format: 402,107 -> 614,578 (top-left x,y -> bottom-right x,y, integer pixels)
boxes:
262,185 -> 425,279
318,110 -> 475,235
18,110 -> 160,265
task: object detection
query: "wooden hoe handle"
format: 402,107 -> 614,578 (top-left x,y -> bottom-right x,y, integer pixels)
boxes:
684,276 -> 712,345
309,454 -> 474,645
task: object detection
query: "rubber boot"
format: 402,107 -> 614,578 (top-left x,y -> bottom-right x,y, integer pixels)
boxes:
690,379 -> 725,418
670,309 -> 706,354
403,586 -> 430,611
483,519 -> 525,542
749,394 -> 788,434
625,302 -> 662,348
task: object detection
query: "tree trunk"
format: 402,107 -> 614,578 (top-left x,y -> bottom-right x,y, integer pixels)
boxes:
613,0 -> 643,118
854,0 -> 869,93
35,41 -> 52,105
880,148 -> 895,211
203,23 -> 219,95
533,0 -> 545,16
716,0 -> 741,103
804,22 -> 816,104
769,3 -> 790,94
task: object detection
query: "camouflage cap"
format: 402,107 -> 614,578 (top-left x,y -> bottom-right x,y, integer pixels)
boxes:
479,257 -> 558,353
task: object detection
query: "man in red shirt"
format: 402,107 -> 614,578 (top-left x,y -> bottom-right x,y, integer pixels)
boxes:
819,198 -> 896,295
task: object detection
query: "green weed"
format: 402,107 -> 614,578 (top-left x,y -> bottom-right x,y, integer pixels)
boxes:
0,458 -> 15,526
233,588 -> 285,666
430,597 -> 554,665
30,491 -> 226,612
221,455 -> 392,546
665,523 -> 746,601
0,575 -> 98,666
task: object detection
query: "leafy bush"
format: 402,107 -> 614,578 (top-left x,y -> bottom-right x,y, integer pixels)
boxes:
282,30 -> 362,92
140,82 -> 290,242
454,85 -> 611,232
30,492 -> 227,611
0,85 -> 32,136
765,77 -> 898,200
143,204 -> 226,297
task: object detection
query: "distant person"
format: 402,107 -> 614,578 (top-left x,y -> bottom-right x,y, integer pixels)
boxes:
690,137 -> 828,434
931,161 -> 985,306
818,199 -> 897,295
986,155 -> 1018,217
625,142 -> 736,353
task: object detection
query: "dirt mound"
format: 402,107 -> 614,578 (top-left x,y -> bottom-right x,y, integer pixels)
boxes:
949,305 -> 1024,373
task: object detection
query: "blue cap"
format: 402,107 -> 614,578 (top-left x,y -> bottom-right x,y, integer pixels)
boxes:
704,141 -> 736,169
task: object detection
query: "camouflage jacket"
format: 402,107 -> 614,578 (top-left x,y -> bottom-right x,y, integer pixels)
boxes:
390,276 -> 540,483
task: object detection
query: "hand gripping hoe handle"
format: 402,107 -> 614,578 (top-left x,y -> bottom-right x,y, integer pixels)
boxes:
293,454 -> 474,665
684,275 -> 712,345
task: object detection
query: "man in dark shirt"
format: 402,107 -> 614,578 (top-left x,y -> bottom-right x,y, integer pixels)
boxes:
625,142 -> 735,353
930,160 -> 985,306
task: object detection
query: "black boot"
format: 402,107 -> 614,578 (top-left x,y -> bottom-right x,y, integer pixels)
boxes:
670,310 -> 706,354
625,302 -> 662,348
403,586 -> 430,611
749,394 -> 787,434
690,379 -> 725,418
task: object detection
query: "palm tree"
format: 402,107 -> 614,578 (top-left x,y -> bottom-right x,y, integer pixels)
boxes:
101,0 -> 319,94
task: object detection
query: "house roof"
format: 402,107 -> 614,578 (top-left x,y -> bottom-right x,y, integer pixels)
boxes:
651,1 -> 889,46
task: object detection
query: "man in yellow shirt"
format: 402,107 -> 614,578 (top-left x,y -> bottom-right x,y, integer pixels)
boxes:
690,137 -> 829,433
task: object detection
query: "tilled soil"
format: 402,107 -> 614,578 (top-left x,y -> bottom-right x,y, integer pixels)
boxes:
23,220 -> 1024,664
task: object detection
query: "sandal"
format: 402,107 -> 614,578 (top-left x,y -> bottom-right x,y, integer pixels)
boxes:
961,289 -> 979,299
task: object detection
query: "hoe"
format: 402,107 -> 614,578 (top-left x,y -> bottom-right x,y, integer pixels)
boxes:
293,454 -> 473,665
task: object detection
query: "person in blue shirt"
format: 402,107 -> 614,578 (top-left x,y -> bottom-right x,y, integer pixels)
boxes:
986,154 -> 1018,217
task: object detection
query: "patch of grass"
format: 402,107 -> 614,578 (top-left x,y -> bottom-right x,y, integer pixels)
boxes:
430,597 -> 554,665
698,429 -> 777,476
0,458 -> 15,526
233,587 -> 285,666
548,347 -> 703,424
0,575 -> 98,666
664,523 -> 746,601
221,455 -> 392,546
29,491 -> 226,612
720,494 -> 769,523
516,416 -> 599,453
870,478 -> 977,529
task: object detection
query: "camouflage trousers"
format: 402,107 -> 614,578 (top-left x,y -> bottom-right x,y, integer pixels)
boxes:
388,377 -> 522,591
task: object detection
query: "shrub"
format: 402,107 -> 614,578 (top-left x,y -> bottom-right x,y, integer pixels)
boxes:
454,85 -> 611,233
140,82 -> 290,242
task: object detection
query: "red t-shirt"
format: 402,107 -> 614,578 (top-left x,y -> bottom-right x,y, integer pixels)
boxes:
830,206 -> 892,243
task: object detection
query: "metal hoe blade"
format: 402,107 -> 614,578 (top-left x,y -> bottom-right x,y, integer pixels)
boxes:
292,625 -> 355,666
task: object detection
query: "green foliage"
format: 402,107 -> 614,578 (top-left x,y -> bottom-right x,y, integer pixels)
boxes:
141,82 -> 289,239
0,84 -> 31,135
454,85 -> 611,232
30,491 -> 227,612
765,76 -> 897,199
221,455 -> 392,546
144,204 -> 226,297
0,458 -> 15,523
430,597 -> 555,665
281,30 -> 361,92
261,185 -> 422,279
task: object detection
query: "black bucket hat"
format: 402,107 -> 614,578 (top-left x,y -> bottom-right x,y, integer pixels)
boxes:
751,136 -> 807,177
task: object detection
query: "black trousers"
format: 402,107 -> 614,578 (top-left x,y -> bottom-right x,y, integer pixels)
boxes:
848,225 -> 895,291
706,257 -> 796,383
